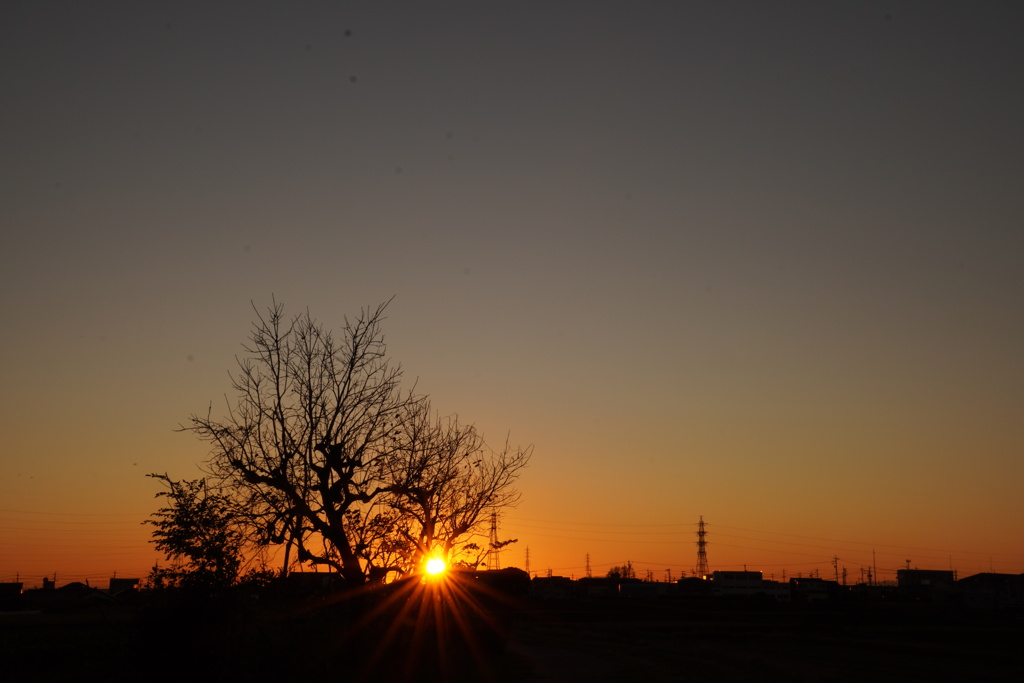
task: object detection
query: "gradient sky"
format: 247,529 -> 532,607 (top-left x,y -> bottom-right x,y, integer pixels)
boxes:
3,1 -> 1023,586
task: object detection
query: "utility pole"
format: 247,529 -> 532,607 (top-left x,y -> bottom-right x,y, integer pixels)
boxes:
585,553 -> 592,579
695,515 -> 710,577
525,546 -> 530,576
833,556 -> 839,583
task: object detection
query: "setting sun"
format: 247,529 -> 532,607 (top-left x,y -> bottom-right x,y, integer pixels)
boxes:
425,557 -> 447,576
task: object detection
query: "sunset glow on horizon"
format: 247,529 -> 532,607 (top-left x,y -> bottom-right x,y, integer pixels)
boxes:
2,2 -> 1023,588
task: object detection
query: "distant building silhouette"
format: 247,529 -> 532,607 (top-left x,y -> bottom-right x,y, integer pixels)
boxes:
708,570 -> 763,597
531,575 -> 574,599
956,572 -> 1024,610
897,569 -> 956,602
790,576 -> 840,602
107,577 -> 140,596
0,582 -> 23,597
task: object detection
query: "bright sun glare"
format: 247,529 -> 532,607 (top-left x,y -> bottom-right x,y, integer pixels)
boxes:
425,557 -> 447,576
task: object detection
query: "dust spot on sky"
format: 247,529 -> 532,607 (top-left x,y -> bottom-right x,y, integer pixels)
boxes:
243,244 -> 252,253
187,354 -> 194,362
344,30 -> 352,37
395,166 -> 403,174
305,43 -> 312,51
349,75 -> 358,83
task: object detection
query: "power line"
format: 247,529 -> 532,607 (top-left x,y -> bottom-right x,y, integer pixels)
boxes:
0,508 -> 146,517
505,517 -> 1024,563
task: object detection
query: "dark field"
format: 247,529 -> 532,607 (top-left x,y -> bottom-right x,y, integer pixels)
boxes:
3,595 -> 1021,682
510,599 -> 1023,681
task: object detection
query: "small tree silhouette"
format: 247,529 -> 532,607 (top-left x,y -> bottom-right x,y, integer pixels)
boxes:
144,473 -> 243,590
607,561 -> 636,581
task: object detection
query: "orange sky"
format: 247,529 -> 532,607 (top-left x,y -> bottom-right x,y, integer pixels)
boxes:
3,3 -> 1023,586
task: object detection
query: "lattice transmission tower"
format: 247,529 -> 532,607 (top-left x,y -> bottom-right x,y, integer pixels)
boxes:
695,515 -> 710,577
486,512 -> 501,570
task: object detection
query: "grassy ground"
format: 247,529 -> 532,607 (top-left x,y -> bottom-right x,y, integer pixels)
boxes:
2,595 -> 1021,682
508,598 -> 1024,681
1,590 -> 526,683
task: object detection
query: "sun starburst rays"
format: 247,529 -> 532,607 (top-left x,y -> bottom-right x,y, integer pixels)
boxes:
324,569 -> 518,681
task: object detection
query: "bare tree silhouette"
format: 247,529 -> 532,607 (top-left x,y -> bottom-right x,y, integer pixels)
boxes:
181,299 -> 530,586
377,401 -> 530,573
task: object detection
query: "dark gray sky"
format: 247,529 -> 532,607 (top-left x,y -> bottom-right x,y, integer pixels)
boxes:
2,2 -> 1023,581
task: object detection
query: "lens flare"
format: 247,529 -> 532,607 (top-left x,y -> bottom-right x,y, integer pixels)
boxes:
425,557 -> 447,576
